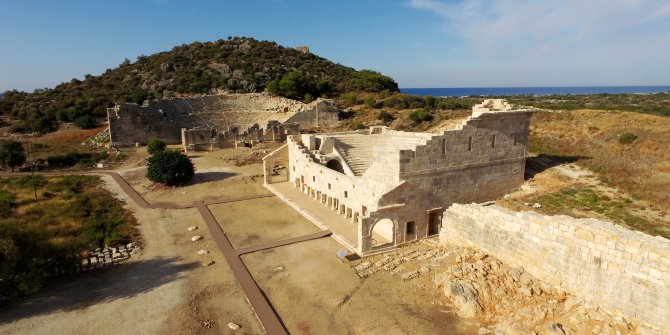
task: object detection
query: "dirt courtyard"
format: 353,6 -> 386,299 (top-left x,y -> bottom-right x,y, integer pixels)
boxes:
0,146 -> 476,335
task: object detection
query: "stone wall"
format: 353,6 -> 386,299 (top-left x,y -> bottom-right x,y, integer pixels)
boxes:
107,93 -> 339,146
440,203 -> 670,331
396,110 -> 529,206
181,128 -> 216,151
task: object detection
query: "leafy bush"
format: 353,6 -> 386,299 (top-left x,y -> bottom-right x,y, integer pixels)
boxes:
0,140 -> 26,171
364,96 -> 376,108
377,111 -> 395,123
618,132 -> 637,144
46,152 -> 106,168
409,109 -> 434,123
266,71 -> 331,100
338,92 -> 359,106
31,143 -> 48,150
355,123 -> 366,130
73,115 -> 97,129
0,190 -> 16,218
352,70 -> 399,92
147,137 -> 167,155
146,150 -> 195,186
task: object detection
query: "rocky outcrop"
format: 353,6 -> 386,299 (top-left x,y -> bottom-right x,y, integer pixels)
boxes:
434,249 -> 662,335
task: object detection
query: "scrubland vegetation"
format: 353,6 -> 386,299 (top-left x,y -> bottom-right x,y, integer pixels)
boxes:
0,175 -> 138,302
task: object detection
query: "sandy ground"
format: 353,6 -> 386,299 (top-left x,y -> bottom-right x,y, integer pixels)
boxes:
0,173 -> 262,334
241,238 -> 477,335
0,146 -> 476,335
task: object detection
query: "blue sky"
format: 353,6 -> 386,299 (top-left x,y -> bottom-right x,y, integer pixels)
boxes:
1,0 -> 669,92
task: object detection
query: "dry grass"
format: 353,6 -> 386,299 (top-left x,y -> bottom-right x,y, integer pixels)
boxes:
529,109 -> 670,210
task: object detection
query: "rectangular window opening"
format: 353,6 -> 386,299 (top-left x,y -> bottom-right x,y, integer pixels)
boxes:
513,133 -> 518,146
467,136 -> 473,152
406,221 -> 416,235
491,135 -> 496,148
328,183 -> 331,189
312,176 -> 315,182
344,191 -> 348,198
441,138 -> 447,155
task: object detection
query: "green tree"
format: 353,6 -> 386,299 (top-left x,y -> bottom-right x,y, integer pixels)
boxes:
364,96 -> 376,108
74,115 -> 97,129
147,137 -> 167,155
0,140 -> 26,171
146,150 -> 195,186
377,111 -> 395,123
352,70 -> 399,92
408,109 -> 434,123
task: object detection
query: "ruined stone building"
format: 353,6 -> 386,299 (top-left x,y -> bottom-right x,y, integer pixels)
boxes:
264,99 -> 532,255
106,93 -> 339,147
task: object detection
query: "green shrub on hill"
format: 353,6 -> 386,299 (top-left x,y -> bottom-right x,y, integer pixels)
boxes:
618,132 -> 637,144
0,140 -> 26,171
409,109 -> 434,122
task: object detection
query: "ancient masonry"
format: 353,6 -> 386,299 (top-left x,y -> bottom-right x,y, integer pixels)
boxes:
264,99 -> 531,255
106,93 -> 339,147
440,203 -> 670,332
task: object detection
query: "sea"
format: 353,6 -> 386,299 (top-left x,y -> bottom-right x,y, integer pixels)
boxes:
400,86 -> 670,97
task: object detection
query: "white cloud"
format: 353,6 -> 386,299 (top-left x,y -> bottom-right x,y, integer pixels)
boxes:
407,0 -> 670,85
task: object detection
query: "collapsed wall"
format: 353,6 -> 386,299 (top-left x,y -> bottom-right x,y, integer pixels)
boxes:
106,93 -> 339,146
440,203 -> 670,331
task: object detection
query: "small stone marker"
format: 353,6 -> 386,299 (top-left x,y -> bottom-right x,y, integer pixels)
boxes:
202,260 -> 214,267
191,235 -> 203,242
273,265 -> 285,272
227,322 -> 241,330
197,249 -> 209,255
187,226 -> 198,231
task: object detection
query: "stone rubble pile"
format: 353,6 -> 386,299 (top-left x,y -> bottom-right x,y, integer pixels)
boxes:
80,242 -> 140,272
85,128 -> 111,148
353,241 -> 446,280
434,249 -> 655,335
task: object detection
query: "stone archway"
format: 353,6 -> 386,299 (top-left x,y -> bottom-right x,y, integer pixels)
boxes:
370,218 -> 395,248
325,159 -> 345,174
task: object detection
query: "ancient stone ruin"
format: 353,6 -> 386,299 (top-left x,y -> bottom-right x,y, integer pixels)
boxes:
106,93 -> 340,147
264,99 -> 531,255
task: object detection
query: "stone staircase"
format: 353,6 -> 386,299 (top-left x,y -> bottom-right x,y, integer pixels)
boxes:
334,134 -> 428,176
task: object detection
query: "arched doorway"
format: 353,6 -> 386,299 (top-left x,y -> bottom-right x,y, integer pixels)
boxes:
370,218 -> 395,247
326,159 -> 345,174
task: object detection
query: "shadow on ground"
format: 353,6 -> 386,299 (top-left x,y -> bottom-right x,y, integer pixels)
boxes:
188,171 -> 237,185
525,154 -> 587,180
0,257 -> 198,323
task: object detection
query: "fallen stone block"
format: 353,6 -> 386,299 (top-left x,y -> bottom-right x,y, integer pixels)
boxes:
390,266 -> 405,276
187,226 -> 198,231
197,249 -> 209,256
191,235 -> 203,242
374,257 -> 391,267
355,261 -> 371,272
383,263 -> 397,271
228,322 -> 241,330
401,271 -> 420,281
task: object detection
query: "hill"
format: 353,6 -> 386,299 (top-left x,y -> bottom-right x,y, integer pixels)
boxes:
0,37 -> 398,134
